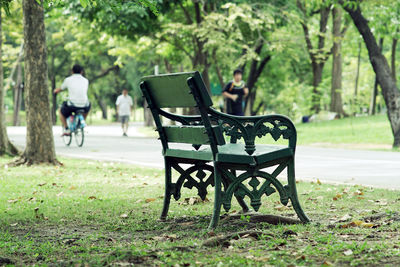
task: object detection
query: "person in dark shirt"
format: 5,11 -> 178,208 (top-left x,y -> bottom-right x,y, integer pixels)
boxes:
222,69 -> 249,116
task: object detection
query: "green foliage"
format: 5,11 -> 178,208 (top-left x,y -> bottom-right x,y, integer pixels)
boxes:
2,0 -> 398,125
0,0 -> 13,15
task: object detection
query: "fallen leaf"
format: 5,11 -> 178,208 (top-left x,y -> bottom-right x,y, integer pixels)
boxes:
375,199 -> 387,206
145,198 -> 156,203
7,199 -> 18,203
180,197 -> 209,206
180,221 -> 195,226
343,249 -> 353,256
10,223 -> 18,227
88,196 -> 97,200
255,256 -> 269,262
334,193 -> 343,200
38,183 -> 47,187
107,237 -> 116,243
338,214 -> 352,222
152,234 -> 177,242
56,192 -> 63,197
353,190 -> 364,196
317,179 -> 322,185
341,220 -> 375,228
274,205 -> 290,211
322,261 -> 333,266
69,185 -> 77,190
296,255 -> 306,261
120,213 -> 129,218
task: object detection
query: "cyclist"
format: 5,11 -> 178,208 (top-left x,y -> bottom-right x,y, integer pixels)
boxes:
54,64 -> 90,136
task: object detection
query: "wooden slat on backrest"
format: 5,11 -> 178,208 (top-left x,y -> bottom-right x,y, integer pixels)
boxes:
163,125 -> 225,145
163,125 -> 209,144
141,71 -> 213,109
141,72 -> 197,108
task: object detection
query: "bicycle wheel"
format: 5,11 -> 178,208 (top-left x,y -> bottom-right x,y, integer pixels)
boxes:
63,132 -> 72,146
75,127 -> 84,147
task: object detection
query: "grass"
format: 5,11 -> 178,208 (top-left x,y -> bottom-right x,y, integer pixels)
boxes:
0,157 -> 399,266
294,114 -> 394,149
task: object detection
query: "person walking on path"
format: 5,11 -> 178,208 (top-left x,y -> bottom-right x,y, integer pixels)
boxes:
116,89 -> 133,136
222,68 -> 248,116
54,64 -> 90,136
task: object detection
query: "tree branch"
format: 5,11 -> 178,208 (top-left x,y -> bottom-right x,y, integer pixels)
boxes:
177,1 -> 193,24
255,55 -> 271,78
89,65 -> 120,84
297,0 -> 315,61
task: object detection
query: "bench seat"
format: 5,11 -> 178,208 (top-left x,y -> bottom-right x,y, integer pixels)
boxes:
165,143 -> 293,165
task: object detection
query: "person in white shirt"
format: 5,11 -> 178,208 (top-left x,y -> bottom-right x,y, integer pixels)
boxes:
116,89 -> 133,136
54,64 -> 90,135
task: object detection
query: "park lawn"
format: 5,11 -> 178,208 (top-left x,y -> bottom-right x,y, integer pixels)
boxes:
294,114 -> 394,149
0,157 -> 399,266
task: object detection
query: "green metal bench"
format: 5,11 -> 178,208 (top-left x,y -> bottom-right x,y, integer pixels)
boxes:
140,71 -> 310,229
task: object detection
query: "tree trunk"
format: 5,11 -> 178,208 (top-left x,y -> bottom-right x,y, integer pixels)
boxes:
0,9 -> 19,156
50,73 -> 57,125
311,63 -> 324,113
392,37 -> 397,82
369,38 -> 383,115
13,63 -> 23,126
49,52 -> 57,125
354,41 -> 361,97
94,92 -> 108,119
18,0 -> 58,164
297,0 -> 331,113
343,2 -> 400,148
243,41 -> 271,115
330,7 -> 345,116
143,99 -> 154,127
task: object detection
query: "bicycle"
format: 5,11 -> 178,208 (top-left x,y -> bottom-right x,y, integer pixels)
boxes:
63,109 -> 86,147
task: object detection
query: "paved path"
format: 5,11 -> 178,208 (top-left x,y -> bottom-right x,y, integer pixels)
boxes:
7,124 -> 400,190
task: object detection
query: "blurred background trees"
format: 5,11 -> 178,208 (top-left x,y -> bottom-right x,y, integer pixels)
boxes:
1,0 -> 400,146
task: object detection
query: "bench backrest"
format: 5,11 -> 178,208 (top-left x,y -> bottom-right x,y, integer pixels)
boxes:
140,71 -> 223,153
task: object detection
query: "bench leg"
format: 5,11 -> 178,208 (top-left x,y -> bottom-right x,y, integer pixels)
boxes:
208,164 -> 223,230
160,158 -> 172,221
287,159 -> 310,223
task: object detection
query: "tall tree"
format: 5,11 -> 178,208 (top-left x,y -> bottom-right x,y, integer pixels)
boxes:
16,0 -> 58,164
330,6 -> 346,116
391,36 -> 397,82
369,37 -> 383,116
297,0 -> 331,113
343,1 -> 400,147
0,6 -> 19,156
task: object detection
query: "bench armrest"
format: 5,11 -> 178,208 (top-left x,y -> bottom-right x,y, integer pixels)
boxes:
208,109 -> 297,155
